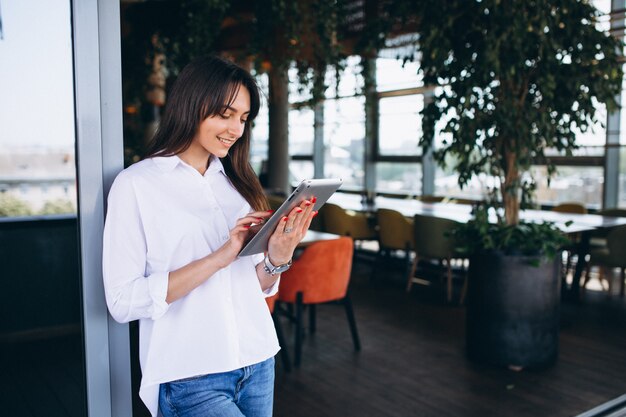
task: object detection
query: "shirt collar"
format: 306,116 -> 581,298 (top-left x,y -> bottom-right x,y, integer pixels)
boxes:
151,155 -> 181,173
151,154 -> 226,176
205,154 -> 226,176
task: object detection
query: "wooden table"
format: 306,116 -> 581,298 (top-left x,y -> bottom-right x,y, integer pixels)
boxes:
327,192 -> 626,298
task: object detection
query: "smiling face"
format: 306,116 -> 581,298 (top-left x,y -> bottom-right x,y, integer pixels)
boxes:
179,84 -> 251,170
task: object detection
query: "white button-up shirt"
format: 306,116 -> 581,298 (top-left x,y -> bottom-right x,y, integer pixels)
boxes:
102,155 -> 279,417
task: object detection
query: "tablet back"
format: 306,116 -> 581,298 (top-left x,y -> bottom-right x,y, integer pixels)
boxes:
238,178 -> 342,257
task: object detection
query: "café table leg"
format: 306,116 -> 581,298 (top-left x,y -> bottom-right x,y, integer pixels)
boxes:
569,231 -> 591,301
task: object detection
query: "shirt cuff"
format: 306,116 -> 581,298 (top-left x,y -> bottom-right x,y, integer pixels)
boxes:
147,271 -> 170,320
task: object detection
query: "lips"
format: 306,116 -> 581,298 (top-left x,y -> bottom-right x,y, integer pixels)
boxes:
217,137 -> 235,146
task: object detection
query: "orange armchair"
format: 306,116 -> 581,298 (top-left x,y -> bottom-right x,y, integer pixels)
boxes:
277,236 -> 361,367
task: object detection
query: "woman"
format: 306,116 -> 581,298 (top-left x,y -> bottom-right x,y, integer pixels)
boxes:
103,56 -> 315,417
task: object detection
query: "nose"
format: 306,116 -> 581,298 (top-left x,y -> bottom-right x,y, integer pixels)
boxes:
227,118 -> 245,139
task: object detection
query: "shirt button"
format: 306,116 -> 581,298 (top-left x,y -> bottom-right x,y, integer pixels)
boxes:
222,235 -> 229,241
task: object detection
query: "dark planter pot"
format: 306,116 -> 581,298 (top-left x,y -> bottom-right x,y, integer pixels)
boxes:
466,252 -> 561,369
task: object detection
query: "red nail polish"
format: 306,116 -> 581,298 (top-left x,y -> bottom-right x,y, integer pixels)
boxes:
311,196 -> 317,203
296,208 -> 303,213
305,201 -> 312,206
257,217 -> 264,221
282,216 -> 289,221
244,225 -> 251,229
313,211 -> 318,217
267,210 -> 274,213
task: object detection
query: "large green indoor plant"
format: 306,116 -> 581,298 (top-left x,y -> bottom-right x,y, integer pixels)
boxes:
418,0 -> 622,232
414,0 -> 623,367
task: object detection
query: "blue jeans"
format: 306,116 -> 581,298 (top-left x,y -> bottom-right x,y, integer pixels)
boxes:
158,357 -> 275,417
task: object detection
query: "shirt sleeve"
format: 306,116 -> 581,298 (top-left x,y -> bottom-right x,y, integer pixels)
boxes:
263,276 -> 281,297
253,252 -> 281,297
102,173 -> 170,323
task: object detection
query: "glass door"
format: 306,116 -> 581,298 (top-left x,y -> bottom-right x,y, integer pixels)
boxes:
0,0 -> 87,415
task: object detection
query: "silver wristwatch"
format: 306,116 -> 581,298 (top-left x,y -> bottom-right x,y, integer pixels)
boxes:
263,255 -> 292,275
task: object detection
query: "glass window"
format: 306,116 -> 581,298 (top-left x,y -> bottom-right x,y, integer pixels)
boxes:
376,162 -> 422,195
289,107 -> 314,155
0,1 -> 87,415
289,65 -> 313,103
0,1 -> 76,217
250,92 -> 268,175
544,99 -> 606,157
379,95 -> 423,156
325,55 -> 364,98
532,165 -> 604,209
289,160 -> 314,185
324,96 -> 366,189
376,57 -> 422,92
434,165 -> 493,201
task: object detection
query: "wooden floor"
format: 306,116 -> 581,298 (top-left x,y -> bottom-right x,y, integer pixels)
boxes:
273,255 -> 626,417
1,255 -> 625,417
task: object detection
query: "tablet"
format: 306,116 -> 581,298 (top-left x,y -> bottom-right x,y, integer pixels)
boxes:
238,178 -> 343,257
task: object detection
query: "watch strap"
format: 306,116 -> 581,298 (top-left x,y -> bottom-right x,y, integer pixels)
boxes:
263,255 -> 292,275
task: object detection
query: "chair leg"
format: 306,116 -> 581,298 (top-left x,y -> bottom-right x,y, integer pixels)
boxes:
459,267 -> 469,305
309,304 -> 316,334
446,257 -> 453,303
294,292 -> 304,367
404,243 -> 413,285
370,247 -> 384,281
406,254 -> 419,292
271,309 -> 291,372
581,261 -> 592,294
343,293 -> 361,351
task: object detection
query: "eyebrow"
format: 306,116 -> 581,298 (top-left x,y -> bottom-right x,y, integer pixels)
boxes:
221,105 -> 250,115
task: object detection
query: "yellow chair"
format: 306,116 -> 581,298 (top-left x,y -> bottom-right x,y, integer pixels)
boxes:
552,202 -> 588,214
583,225 -> 626,297
266,194 -> 285,211
416,195 -> 445,203
407,214 -> 467,303
321,203 -> 377,244
376,208 -> 414,280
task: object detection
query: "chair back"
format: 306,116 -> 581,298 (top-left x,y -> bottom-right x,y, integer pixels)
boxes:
377,209 -> 414,250
321,203 -> 350,235
606,225 -> 626,265
278,237 -> 354,304
321,203 -> 375,239
413,214 -> 459,259
266,195 -> 285,211
553,202 -> 587,214
417,195 -> 445,203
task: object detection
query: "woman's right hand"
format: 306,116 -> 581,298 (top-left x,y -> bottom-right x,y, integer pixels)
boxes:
214,210 -> 273,268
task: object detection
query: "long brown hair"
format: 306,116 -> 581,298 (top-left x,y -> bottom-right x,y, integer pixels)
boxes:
145,56 -> 268,210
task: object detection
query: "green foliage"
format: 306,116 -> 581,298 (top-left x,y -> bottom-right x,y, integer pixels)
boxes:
0,194 -> 33,217
452,205 -> 570,259
414,0 -> 623,224
39,199 -> 76,215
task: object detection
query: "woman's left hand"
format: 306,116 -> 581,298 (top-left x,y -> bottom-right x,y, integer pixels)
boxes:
267,198 -> 317,265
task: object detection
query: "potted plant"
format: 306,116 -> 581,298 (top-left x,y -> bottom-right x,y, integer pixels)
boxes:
414,0 -> 623,368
